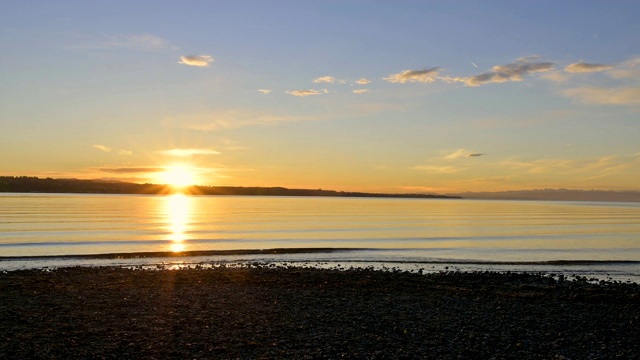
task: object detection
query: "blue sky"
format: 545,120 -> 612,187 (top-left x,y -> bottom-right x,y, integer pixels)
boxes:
1,1 -> 639,192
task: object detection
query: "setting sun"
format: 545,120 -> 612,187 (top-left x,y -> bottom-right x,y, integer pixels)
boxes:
160,165 -> 196,189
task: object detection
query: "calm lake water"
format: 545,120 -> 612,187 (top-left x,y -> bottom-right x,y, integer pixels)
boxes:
1,193 -> 639,280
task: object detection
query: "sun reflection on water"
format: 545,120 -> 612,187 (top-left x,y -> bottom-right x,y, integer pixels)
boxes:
166,193 -> 190,252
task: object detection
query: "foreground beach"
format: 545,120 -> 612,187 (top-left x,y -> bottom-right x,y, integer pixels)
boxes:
1,266 -> 638,359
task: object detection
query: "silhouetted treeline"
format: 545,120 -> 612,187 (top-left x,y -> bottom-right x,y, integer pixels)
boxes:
193,185 -> 457,198
0,177 -> 458,199
0,176 -> 167,194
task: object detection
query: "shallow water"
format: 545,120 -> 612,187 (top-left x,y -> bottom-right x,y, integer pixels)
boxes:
1,193 -> 639,280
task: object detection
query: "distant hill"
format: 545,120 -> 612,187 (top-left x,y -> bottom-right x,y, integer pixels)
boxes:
0,176 -> 457,199
447,189 -> 640,202
0,176 -> 167,194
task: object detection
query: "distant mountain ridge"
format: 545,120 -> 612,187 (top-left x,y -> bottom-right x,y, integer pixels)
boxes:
447,189 -> 640,202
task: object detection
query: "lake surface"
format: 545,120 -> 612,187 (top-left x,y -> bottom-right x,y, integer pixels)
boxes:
1,193 -> 639,280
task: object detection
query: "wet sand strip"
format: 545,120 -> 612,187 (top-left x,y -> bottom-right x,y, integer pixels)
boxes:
1,266 -> 639,359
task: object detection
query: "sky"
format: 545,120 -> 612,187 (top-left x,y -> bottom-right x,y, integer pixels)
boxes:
1,0 -> 639,193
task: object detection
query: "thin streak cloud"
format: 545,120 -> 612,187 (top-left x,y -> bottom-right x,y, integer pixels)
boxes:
81,34 -> 177,51
563,87 -> 640,105
179,55 -> 214,67
165,110 -> 319,131
499,154 -> 635,178
156,148 -> 221,157
99,167 -> 164,174
412,165 -> 461,174
286,89 -> 328,97
92,144 -> 132,155
565,62 -> 612,73
93,144 -> 111,152
445,149 -> 483,160
384,68 -> 442,83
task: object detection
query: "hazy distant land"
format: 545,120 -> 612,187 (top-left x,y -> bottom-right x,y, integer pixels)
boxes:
0,176 -> 457,199
2,177 -> 639,202
447,189 -> 640,202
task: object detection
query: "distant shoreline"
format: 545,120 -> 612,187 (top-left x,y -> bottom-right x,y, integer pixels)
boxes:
3,176 -> 640,202
446,189 -> 640,202
0,176 -> 458,199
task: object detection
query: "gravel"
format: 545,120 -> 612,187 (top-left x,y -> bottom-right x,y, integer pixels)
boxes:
1,266 -> 638,359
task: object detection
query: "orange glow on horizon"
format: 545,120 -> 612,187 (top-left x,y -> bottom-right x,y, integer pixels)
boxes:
159,164 -> 197,192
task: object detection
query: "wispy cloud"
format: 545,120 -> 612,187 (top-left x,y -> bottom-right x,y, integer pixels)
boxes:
81,34 -> 177,51
500,154 -> 636,178
355,78 -> 371,85
457,57 -> 554,86
608,56 -> 640,80
220,139 -> 248,151
540,71 -> 569,83
564,62 -> 612,73
412,165 -> 461,173
92,144 -> 132,155
384,67 -> 442,83
445,149 -> 468,160
523,159 -> 573,174
165,110 -> 319,131
562,87 -> 640,105
560,56 -> 640,106
258,89 -> 271,94
93,144 -> 111,152
409,152 -> 640,191
179,55 -> 214,67
345,102 -> 410,116
412,149 -> 483,175
156,148 -> 220,157
313,76 -> 345,84
99,167 -> 164,174
444,149 -> 484,160
286,89 -> 329,97
353,89 -> 369,94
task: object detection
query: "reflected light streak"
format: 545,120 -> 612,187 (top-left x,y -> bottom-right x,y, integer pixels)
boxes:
166,194 -> 191,252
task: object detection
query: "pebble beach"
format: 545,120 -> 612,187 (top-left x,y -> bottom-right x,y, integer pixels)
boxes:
1,266 -> 639,359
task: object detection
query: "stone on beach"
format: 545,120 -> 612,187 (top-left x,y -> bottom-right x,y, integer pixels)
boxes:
1,266 -> 638,359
